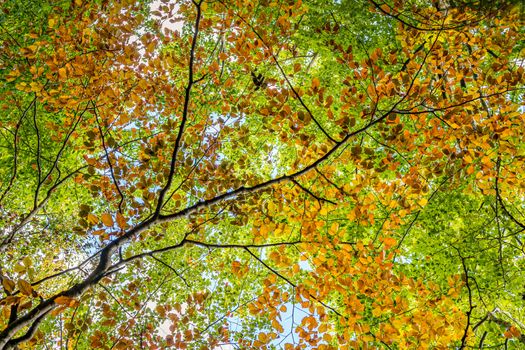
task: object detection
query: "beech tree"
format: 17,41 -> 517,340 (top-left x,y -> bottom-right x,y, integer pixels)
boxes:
0,0 -> 525,348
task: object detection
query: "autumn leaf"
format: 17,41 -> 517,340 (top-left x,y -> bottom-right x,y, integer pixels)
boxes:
58,68 -> 67,80
101,213 -> 113,227
54,296 -> 78,307
2,278 -> 15,294
17,280 -> 33,296
87,213 -> 98,225
383,237 -> 397,249
116,212 -> 127,230
312,77 -> 320,89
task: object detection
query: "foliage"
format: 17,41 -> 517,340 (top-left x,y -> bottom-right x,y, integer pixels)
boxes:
0,0 -> 524,349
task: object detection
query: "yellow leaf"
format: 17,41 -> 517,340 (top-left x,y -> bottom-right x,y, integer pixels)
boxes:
5,70 -> 20,82
267,201 -> 276,214
329,222 -> 339,235
13,264 -> 25,273
22,256 -> 32,267
372,306 -> 382,317
58,68 -> 67,80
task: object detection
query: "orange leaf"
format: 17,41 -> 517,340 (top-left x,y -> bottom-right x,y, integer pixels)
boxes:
55,296 -> 78,307
232,261 -> 241,276
116,212 -> 127,230
383,237 -> 397,248
87,213 -> 98,225
101,213 -> 113,227
58,68 -> 67,80
312,77 -> 320,89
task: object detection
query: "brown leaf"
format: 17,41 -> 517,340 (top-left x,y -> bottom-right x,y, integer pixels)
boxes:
17,279 -> 33,296
2,278 -> 15,294
0,296 -> 20,305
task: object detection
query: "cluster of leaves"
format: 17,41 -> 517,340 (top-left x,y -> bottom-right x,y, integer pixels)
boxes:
0,0 -> 524,349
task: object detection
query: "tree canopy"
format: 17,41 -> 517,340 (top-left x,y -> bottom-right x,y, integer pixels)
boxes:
0,0 -> 525,348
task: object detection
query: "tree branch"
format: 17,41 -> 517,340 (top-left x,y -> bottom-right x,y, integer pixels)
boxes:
153,0 -> 203,218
